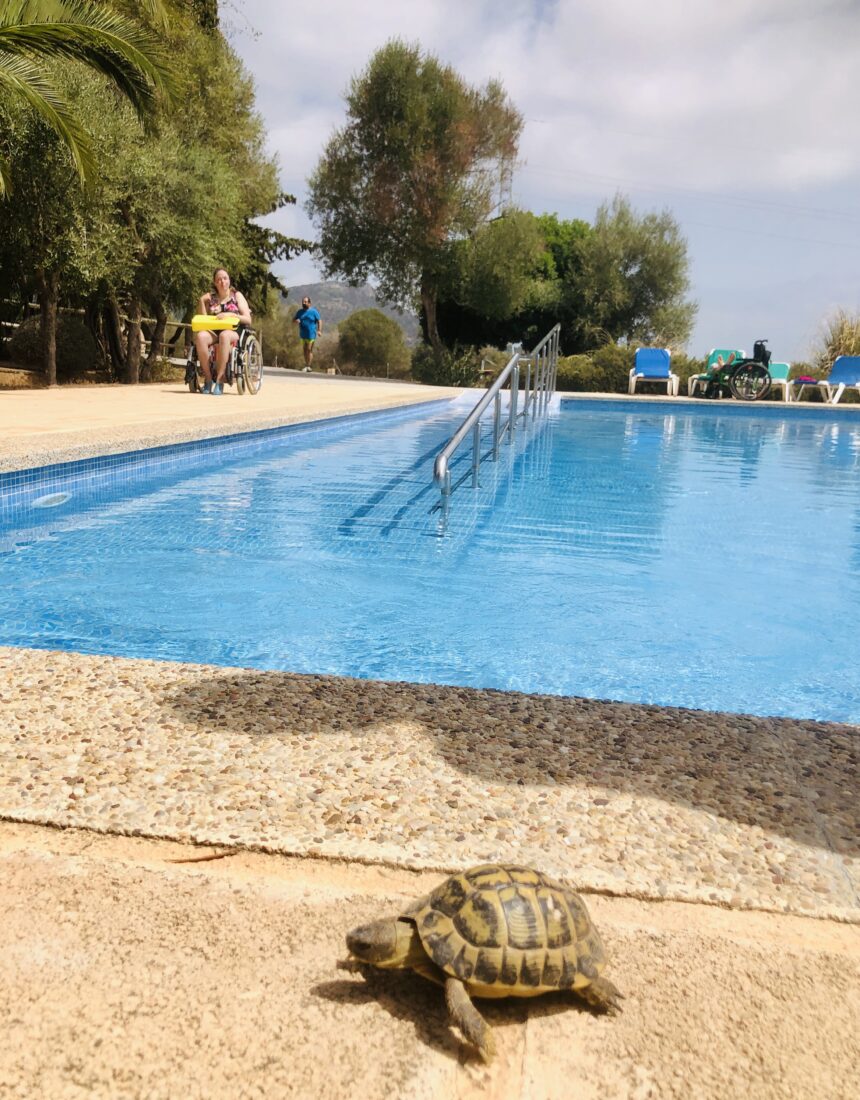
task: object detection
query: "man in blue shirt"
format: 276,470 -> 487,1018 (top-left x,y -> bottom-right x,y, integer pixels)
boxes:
293,296 -> 323,371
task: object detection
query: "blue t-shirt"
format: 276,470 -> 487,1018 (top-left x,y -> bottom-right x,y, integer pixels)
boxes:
295,306 -> 321,340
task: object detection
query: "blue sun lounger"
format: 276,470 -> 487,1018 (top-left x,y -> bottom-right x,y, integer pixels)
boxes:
794,355 -> 860,404
628,347 -> 678,396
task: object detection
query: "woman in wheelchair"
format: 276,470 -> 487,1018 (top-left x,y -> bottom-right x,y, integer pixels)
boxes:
195,267 -> 252,395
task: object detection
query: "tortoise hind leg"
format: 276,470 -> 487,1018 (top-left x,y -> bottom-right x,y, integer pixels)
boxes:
445,977 -> 496,1061
577,975 -> 624,1015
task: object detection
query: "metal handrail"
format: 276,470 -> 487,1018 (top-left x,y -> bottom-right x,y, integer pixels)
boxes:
432,323 -> 560,506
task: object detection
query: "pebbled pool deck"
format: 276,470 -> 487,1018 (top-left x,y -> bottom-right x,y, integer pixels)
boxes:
0,377 -> 857,925
0,646 -> 857,922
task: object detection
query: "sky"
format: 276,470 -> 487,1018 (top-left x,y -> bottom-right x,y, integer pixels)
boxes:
223,0 -> 860,363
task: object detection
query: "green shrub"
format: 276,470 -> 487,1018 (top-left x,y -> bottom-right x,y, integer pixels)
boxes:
477,345 -> 510,370
412,339 -> 709,394
554,345 -> 633,392
555,354 -> 604,392
469,344 -> 513,386
810,308 -> 860,375
8,314 -> 99,378
411,343 -> 480,387
554,344 -> 706,393
669,352 -> 707,389
338,308 -> 410,377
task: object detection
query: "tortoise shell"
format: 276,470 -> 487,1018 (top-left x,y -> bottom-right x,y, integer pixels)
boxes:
406,863 -> 606,996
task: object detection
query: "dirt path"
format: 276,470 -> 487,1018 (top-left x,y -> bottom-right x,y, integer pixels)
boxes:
1,821 -> 857,1100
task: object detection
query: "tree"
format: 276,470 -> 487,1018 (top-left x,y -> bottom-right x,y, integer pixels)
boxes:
576,194 -> 696,347
530,213 -> 591,351
189,0 -> 218,31
0,0 -> 176,196
99,8 -> 308,381
452,211 -> 546,322
435,200 -> 696,355
0,76 -> 114,385
339,308 -> 409,376
94,14 -> 287,383
307,40 -> 522,358
435,210 -> 553,349
0,3 -> 298,384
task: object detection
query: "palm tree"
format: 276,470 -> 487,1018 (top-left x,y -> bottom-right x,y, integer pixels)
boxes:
0,0 -> 177,196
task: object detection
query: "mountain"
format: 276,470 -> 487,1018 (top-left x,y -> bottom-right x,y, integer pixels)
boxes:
283,282 -> 421,345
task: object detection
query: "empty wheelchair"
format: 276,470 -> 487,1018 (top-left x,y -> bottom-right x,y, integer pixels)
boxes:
185,322 -> 264,395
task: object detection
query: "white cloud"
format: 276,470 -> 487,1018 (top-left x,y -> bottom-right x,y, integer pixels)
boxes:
227,0 -> 860,358
232,0 -> 860,199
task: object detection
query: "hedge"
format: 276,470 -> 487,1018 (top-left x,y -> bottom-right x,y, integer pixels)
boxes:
555,345 -> 707,393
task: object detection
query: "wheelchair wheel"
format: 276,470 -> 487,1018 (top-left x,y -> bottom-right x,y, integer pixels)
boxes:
243,334 -> 263,394
730,364 -> 771,401
235,366 -> 246,395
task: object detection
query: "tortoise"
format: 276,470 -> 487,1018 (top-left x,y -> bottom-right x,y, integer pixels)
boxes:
345,863 -> 622,1060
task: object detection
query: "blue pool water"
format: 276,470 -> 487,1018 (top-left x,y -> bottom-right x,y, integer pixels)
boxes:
1,398 -> 860,723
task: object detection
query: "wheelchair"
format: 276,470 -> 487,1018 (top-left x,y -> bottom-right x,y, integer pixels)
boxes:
703,339 -> 772,401
185,324 -> 264,395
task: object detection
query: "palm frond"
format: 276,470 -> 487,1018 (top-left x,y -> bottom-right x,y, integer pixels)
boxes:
0,1 -> 178,116
136,1 -> 171,29
0,49 -> 95,188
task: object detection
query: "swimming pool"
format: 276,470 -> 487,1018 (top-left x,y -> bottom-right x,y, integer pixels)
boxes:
1,398 -> 859,723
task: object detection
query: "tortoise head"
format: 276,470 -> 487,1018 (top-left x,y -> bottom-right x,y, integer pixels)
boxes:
346,918 -> 422,969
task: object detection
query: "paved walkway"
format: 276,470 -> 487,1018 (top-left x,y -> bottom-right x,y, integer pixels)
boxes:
2,822 -> 857,1100
0,371 -> 456,472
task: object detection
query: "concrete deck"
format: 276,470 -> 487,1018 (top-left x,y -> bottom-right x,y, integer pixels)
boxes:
1,379 -> 858,1098
0,370 -> 456,472
2,822 -> 857,1100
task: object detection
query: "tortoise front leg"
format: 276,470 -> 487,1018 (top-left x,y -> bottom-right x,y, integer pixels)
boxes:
577,975 -> 624,1014
445,977 -> 496,1061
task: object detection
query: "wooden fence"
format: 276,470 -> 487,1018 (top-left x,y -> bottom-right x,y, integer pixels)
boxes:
0,310 -> 252,367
